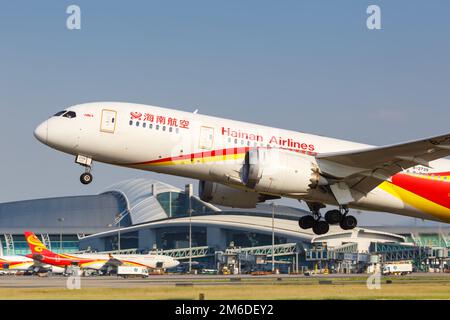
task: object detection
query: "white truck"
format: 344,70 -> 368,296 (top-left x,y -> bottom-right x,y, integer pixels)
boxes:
382,262 -> 413,275
117,266 -> 149,278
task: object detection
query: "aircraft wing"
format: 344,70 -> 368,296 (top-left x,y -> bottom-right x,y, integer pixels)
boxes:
103,255 -> 123,268
316,132 -> 450,200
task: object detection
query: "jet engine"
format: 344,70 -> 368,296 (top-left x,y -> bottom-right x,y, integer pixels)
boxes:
241,148 -> 327,195
199,180 -> 274,208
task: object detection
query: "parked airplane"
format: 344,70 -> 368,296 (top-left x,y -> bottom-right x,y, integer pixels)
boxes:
0,256 -> 34,271
0,255 -> 65,273
24,231 -> 179,271
33,102 -> 450,235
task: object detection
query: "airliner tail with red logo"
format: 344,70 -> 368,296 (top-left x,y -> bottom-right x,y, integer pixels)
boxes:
25,231 -> 59,258
1,234 -> 65,273
24,231 -> 179,270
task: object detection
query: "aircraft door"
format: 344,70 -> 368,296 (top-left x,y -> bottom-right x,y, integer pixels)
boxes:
199,126 -> 214,150
100,109 -> 117,133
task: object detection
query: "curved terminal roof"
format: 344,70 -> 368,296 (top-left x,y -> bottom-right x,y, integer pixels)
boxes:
101,178 -> 219,225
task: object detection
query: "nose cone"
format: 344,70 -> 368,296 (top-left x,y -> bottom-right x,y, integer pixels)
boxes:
169,259 -> 180,268
34,121 -> 48,144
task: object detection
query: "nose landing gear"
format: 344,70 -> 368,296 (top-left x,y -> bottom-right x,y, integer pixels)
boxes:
75,155 -> 93,185
80,171 -> 93,185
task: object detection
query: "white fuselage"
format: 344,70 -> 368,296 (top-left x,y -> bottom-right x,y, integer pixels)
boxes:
0,256 -> 34,271
42,252 -> 179,270
79,253 -> 179,270
0,255 -> 65,273
34,102 -> 450,222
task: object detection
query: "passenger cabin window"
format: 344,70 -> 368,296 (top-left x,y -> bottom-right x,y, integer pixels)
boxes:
62,111 -> 76,118
53,110 -> 66,117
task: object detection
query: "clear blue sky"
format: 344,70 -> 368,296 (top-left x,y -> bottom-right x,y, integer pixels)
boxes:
1,1 -> 449,226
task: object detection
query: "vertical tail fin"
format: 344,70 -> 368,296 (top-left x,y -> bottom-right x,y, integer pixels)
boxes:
24,231 -> 58,257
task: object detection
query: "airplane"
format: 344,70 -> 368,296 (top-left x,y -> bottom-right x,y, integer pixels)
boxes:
24,231 -> 179,271
0,255 -> 65,274
0,256 -> 34,272
33,102 -> 450,235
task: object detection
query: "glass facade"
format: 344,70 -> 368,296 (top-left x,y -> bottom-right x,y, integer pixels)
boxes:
156,192 -> 212,218
101,231 -> 139,251
156,226 -> 207,250
1,234 -> 80,255
224,229 -> 287,248
48,234 -> 80,254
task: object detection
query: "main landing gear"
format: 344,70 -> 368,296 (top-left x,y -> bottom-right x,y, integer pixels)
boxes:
75,155 -> 93,185
298,203 -> 357,235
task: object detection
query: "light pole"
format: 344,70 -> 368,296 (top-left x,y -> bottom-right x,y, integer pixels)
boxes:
114,213 -> 122,252
185,184 -> 193,273
272,202 -> 275,273
57,217 -> 65,252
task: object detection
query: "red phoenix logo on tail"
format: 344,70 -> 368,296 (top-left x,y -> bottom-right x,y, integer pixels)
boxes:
24,231 -> 54,256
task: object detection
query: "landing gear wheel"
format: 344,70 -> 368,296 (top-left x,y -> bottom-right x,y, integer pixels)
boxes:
299,215 -> 315,229
340,215 -> 357,230
80,172 -> 93,185
325,210 -> 342,224
312,220 -> 329,235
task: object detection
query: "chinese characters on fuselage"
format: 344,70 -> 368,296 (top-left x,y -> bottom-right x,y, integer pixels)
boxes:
130,111 -> 190,129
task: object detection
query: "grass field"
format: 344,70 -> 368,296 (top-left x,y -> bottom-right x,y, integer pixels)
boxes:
1,280 -> 449,300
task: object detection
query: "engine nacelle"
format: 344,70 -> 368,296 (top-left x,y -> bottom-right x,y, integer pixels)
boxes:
241,148 -> 327,195
199,180 -> 269,208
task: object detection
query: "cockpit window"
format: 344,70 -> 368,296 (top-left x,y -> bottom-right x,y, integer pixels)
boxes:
53,110 -> 66,117
63,111 -> 77,118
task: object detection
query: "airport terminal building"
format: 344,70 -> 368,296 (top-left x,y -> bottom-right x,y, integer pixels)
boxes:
1,178 -> 449,272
